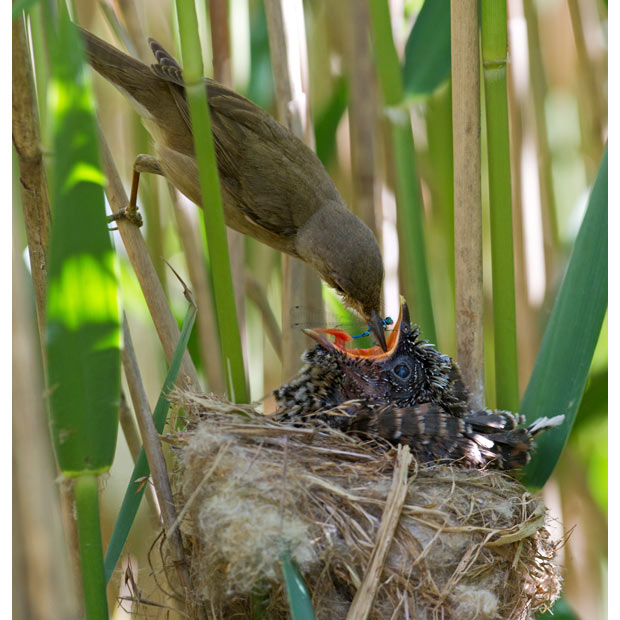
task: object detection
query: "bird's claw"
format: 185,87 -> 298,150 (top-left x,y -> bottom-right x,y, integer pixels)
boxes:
107,203 -> 143,228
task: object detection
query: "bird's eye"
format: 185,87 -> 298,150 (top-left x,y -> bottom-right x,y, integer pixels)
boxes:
393,363 -> 411,380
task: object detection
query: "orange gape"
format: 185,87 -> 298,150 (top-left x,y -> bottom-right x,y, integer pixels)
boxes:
312,322 -> 400,359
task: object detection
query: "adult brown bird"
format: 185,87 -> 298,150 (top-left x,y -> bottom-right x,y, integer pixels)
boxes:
79,27 -> 388,350
275,300 -> 564,470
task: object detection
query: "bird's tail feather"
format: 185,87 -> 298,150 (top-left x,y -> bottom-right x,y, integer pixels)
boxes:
77,27 -> 149,81
466,412 -> 564,470
76,26 -> 168,116
527,414 -> 565,437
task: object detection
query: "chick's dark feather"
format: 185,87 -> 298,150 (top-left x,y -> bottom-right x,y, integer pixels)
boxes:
275,301 -> 563,470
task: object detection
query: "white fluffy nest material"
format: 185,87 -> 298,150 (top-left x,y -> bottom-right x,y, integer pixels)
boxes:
162,391 -> 562,620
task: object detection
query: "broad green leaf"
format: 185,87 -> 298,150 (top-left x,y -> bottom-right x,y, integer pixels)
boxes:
572,368 -> 608,432
43,8 -> 119,619
403,0 -> 451,97
45,7 -> 120,476
522,146 -> 607,488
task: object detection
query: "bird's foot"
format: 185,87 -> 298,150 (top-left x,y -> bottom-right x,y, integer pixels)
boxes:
107,203 -> 143,229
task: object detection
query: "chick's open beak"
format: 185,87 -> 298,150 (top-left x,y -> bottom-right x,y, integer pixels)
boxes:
370,309 -> 388,352
302,301 -> 407,359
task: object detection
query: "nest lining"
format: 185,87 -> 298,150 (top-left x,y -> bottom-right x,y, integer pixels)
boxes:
162,391 -> 561,620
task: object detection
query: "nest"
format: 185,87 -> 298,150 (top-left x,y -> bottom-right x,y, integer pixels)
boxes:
162,391 -> 561,620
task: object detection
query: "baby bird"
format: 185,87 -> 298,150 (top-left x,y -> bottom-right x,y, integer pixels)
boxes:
275,300 -> 563,470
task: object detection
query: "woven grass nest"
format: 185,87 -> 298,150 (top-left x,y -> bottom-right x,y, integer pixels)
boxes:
164,391 -> 561,620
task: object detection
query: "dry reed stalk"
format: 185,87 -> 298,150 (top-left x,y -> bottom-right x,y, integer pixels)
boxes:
98,132 -> 201,390
121,319 -> 206,619
347,0 -> 380,240
12,16 -> 51,346
169,188 -> 227,394
118,343 -> 162,528
567,0 -> 605,181
13,216 -> 79,620
506,44 -> 540,393
263,0 -> 325,380
345,445 -> 413,620
118,391 -> 143,462
450,0 -> 485,408
521,0 -> 559,293
208,0 -> 232,86
96,2 -> 139,57
245,274 -> 283,360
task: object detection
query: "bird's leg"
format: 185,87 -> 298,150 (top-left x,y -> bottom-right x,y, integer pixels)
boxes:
107,154 -> 163,228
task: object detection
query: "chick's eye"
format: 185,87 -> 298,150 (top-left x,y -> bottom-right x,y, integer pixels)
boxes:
393,363 -> 411,380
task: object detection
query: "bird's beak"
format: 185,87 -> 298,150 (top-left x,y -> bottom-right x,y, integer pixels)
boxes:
370,309 -> 388,352
302,300 -> 409,359
302,327 -> 338,351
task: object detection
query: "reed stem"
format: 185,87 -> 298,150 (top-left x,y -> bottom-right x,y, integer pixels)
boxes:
450,0 -> 485,408
481,0 -> 519,411
175,0 -> 248,402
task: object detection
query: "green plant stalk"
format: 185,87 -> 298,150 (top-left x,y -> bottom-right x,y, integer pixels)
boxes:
368,0 -> 436,344
175,0 -> 248,403
481,0 -> 519,411
104,303 -> 197,582
74,475 -> 108,620
391,120 -> 437,344
426,84 -> 454,287
522,146 -> 607,489
425,82 -> 455,353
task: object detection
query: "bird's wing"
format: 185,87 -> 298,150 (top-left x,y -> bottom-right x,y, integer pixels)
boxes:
336,401 -> 544,470
346,403 -> 493,467
148,39 -> 337,237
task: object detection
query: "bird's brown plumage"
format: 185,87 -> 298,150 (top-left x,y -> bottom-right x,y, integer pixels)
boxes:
80,27 -> 385,335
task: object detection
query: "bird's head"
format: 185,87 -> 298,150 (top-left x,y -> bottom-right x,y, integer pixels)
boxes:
301,299 -> 468,410
295,203 -> 386,348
